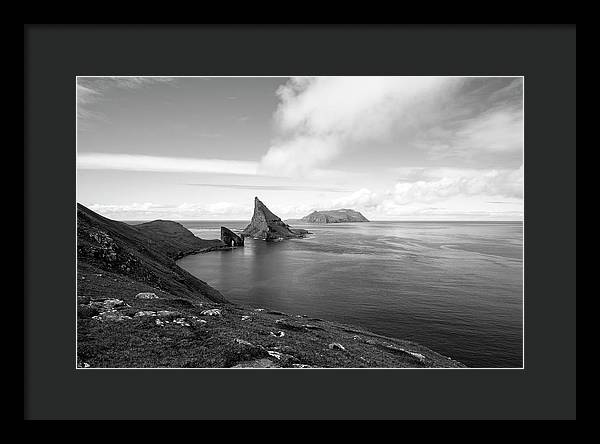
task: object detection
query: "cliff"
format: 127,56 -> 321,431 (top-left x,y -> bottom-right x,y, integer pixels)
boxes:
77,203 -> 465,368
242,197 -> 309,240
292,209 -> 370,224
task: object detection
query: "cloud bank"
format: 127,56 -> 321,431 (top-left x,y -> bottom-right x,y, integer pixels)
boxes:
260,76 -> 455,176
78,77 -> 524,220
85,164 -> 523,221
260,77 -> 523,175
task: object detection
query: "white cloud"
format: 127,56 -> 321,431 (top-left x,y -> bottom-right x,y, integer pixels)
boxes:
388,166 -> 524,204
331,188 -> 381,210
78,153 -> 260,176
270,165 -> 524,220
88,201 -> 252,220
89,202 -> 164,213
175,202 -> 251,217
87,162 -> 524,221
77,152 -> 353,180
274,76 -> 451,138
260,135 -> 341,177
260,77 -> 523,176
260,76 -> 456,177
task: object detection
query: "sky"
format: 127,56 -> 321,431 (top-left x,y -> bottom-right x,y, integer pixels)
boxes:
77,76 -> 524,221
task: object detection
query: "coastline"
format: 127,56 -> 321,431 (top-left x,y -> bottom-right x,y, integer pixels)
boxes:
171,244 -> 234,260
77,203 -> 466,368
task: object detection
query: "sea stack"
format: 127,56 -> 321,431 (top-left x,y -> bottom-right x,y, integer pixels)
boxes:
242,197 -> 309,241
221,227 -> 244,247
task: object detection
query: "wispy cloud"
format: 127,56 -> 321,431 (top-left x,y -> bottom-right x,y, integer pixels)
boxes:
77,77 -> 175,96
88,201 -> 252,220
77,152 -> 353,180
77,77 -> 176,119
76,84 -> 100,104
186,183 -> 351,192
417,78 -> 523,165
421,106 -> 523,164
77,153 -> 259,176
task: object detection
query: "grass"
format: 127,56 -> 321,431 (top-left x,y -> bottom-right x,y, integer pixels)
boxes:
77,264 -> 465,368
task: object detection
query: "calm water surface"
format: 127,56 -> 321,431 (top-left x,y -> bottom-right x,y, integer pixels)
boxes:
176,221 -> 523,367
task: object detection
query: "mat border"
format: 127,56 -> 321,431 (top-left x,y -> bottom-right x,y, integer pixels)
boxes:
25,24 -> 576,420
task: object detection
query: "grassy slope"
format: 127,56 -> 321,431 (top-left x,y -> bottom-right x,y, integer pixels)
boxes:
133,220 -> 226,259
77,204 -> 465,368
77,203 -> 227,303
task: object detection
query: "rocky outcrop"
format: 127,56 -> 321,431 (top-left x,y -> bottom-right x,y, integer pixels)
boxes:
242,197 -> 309,241
294,209 -> 369,224
221,227 -> 244,247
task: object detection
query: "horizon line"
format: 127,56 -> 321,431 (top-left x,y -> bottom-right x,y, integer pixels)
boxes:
119,218 -> 524,223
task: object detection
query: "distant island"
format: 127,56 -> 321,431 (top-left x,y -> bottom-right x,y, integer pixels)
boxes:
287,209 -> 369,224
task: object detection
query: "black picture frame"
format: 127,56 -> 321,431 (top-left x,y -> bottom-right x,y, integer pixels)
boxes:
24,24 -> 576,420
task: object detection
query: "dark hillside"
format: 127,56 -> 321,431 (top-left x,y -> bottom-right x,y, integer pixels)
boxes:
134,219 -> 225,260
77,203 -> 227,303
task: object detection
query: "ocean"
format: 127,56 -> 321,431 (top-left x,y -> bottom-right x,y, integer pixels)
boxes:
175,220 -> 523,368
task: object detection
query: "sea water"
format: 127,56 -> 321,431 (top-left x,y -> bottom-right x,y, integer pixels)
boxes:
174,221 -> 523,368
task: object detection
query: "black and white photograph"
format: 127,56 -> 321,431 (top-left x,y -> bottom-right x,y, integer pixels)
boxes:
25,24 -> 577,420
76,76 -> 524,369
